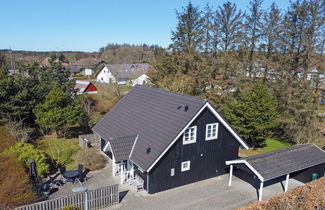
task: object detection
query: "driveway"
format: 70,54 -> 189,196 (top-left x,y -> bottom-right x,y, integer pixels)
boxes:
109,174 -> 304,210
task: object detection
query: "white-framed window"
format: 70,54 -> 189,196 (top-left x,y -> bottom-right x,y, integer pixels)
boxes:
206,123 -> 219,140
171,168 -> 175,176
183,126 -> 197,145
181,161 -> 190,172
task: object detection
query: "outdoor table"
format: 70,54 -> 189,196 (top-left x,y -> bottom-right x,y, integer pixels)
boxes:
63,170 -> 80,183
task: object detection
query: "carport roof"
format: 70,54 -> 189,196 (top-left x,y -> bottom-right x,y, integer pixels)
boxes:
226,144 -> 325,182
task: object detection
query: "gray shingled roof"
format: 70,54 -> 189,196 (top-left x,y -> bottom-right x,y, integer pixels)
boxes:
92,85 -> 207,171
230,144 -> 325,181
109,135 -> 137,162
105,64 -> 149,79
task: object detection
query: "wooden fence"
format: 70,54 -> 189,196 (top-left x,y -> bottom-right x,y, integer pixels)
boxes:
15,184 -> 119,210
79,134 -> 98,149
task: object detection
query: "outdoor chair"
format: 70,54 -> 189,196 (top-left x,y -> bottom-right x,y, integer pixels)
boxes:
78,164 -> 84,173
59,166 -> 67,183
41,180 -> 52,196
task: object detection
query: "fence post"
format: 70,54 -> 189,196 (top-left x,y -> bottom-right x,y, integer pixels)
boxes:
84,190 -> 88,210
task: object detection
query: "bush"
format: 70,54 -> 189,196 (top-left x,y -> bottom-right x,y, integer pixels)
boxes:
0,153 -> 35,209
62,205 -> 80,210
5,143 -> 51,178
45,139 -> 79,167
75,148 -> 106,171
5,119 -> 34,143
0,126 -> 15,153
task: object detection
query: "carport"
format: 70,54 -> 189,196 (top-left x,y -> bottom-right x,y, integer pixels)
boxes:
226,144 -> 325,201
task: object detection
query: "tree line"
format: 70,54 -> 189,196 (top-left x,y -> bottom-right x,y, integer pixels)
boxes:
150,0 -> 325,148
99,43 -> 165,64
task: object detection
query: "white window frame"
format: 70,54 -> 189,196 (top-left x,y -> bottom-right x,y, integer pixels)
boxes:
181,161 -> 190,172
171,168 -> 175,176
205,123 -> 219,141
182,126 -> 197,145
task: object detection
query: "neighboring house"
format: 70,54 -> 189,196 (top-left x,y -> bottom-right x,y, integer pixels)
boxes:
68,58 -> 102,75
131,74 -> 150,86
75,80 -> 98,95
72,58 -> 102,68
8,69 -> 29,77
92,85 -> 249,194
96,64 -> 149,85
67,65 -> 82,75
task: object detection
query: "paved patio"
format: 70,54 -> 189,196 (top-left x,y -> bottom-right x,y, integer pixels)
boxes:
109,174 -> 304,210
49,156 -> 121,199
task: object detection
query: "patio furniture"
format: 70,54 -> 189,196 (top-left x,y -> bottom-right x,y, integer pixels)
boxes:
63,170 -> 82,185
78,164 -> 84,173
60,166 -> 67,183
41,181 -> 51,196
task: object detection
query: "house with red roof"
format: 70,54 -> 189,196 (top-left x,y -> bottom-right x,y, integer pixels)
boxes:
75,80 -> 98,95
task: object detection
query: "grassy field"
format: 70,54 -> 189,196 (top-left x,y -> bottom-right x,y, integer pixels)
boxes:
240,138 -> 291,156
36,136 -> 81,170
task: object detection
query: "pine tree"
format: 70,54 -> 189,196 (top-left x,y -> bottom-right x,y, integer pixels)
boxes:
171,2 -> 204,54
34,85 -> 82,137
260,2 -> 282,79
215,2 -> 244,78
243,0 -> 264,76
202,3 -> 214,53
216,2 -> 243,52
221,81 -> 277,148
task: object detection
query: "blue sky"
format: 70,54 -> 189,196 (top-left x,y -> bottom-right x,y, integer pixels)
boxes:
0,0 -> 290,52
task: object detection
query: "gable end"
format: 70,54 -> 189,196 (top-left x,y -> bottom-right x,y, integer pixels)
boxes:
146,102 -> 249,172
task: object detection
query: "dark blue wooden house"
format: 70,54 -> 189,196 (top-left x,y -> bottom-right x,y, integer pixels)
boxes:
93,85 -> 249,193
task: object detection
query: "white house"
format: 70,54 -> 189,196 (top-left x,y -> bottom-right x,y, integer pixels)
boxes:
131,74 -> 150,86
96,64 -> 149,85
96,65 -> 117,84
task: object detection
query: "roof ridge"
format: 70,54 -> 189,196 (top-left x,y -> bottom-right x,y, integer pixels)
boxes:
134,85 -> 207,102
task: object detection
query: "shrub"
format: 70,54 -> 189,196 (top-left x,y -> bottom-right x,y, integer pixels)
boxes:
5,143 -> 51,177
45,139 -> 79,167
0,126 -> 15,153
5,119 -> 34,143
62,205 -> 80,210
75,148 -> 106,171
0,153 -> 35,209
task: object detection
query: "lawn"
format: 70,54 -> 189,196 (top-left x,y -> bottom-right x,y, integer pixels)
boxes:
36,136 -> 81,170
240,138 -> 291,156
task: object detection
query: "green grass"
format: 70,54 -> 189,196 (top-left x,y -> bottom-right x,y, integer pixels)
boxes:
120,85 -> 132,92
36,136 -> 81,170
316,104 -> 325,114
240,138 -> 291,156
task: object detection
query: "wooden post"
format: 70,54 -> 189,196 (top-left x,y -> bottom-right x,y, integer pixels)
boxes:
284,174 -> 290,192
120,164 -> 124,184
258,182 -> 264,201
229,165 -> 233,186
112,155 -> 116,176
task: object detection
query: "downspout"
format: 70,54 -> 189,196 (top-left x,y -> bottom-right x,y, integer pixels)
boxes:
146,172 -> 149,193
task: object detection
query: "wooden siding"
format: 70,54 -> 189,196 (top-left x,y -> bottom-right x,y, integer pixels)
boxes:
292,163 -> 325,183
146,108 -> 240,193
